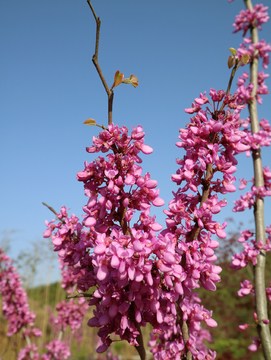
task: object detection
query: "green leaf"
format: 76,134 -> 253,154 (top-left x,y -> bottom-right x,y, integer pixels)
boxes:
83,118 -> 96,125
229,47 -> 237,56
227,55 -> 235,69
242,54 -> 250,65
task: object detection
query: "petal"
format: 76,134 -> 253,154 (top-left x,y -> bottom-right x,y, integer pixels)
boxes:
97,265 -> 109,281
141,144 -> 153,154
152,197 -> 165,206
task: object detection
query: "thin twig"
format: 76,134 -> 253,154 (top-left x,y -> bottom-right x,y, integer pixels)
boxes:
42,202 -> 65,224
86,0 -> 114,124
66,292 -> 93,299
226,60 -> 238,96
42,202 -> 80,243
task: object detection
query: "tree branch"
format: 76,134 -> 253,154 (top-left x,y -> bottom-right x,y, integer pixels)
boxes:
86,0 -> 114,124
135,323 -> 146,360
42,202 -> 80,243
42,202 -> 65,224
243,1 -> 271,359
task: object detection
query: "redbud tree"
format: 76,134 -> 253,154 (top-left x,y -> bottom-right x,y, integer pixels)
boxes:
1,0 -> 270,360
42,0 -> 271,359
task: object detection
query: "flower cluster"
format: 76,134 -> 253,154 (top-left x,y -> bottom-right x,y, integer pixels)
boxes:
148,88 -> 250,358
43,84 -> 254,359
18,344 -> 40,360
41,340 -> 71,360
236,70 -> 269,105
0,246 -> 85,359
55,297 -> 88,333
233,166 -> 271,212
232,4 -> 269,36
0,249 -> 37,337
44,125 -> 168,350
44,119 -> 228,358
230,225 -> 271,276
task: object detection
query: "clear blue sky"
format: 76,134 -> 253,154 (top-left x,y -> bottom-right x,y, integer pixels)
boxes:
1,1 -> 270,283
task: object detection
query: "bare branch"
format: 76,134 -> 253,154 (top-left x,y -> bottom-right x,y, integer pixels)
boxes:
42,202 -> 80,243
86,0 -> 114,124
66,292 -> 93,299
42,202 -> 65,224
134,323 -> 146,360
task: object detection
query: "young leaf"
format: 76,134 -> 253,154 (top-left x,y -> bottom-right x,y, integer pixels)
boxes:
227,55 -> 235,69
83,119 -> 96,125
112,70 -> 124,88
242,54 -> 250,65
229,47 -> 237,56
122,74 -> 139,88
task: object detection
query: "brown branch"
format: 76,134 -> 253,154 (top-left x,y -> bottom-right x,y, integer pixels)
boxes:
243,0 -> 271,358
134,323 -> 146,360
226,59 -> 239,96
176,306 -> 193,360
219,57 -> 241,113
42,202 -> 80,243
42,202 -> 65,224
66,292 -> 93,299
86,0 -> 114,124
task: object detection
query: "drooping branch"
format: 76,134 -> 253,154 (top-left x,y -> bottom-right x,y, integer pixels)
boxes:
243,0 -> 271,358
86,0 -> 114,124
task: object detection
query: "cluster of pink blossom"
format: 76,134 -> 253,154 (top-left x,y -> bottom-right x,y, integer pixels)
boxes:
0,249 -> 44,359
239,315 -> 270,352
18,344 -> 40,360
230,225 -> 271,269
148,293 -> 217,360
43,84 -> 255,359
44,125 -> 169,351
233,226 -> 271,281
0,245 -> 86,359
232,4 -> 269,36
234,36 -> 271,117
55,298 -> 88,333
0,249 -> 37,336
41,341 -> 71,360
149,89 -> 251,359
236,37 -> 271,72
236,70 -> 269,104
233,166 -> 271,212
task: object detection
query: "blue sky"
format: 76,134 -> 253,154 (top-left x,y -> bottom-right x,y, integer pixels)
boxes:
1,1 -> 271,284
